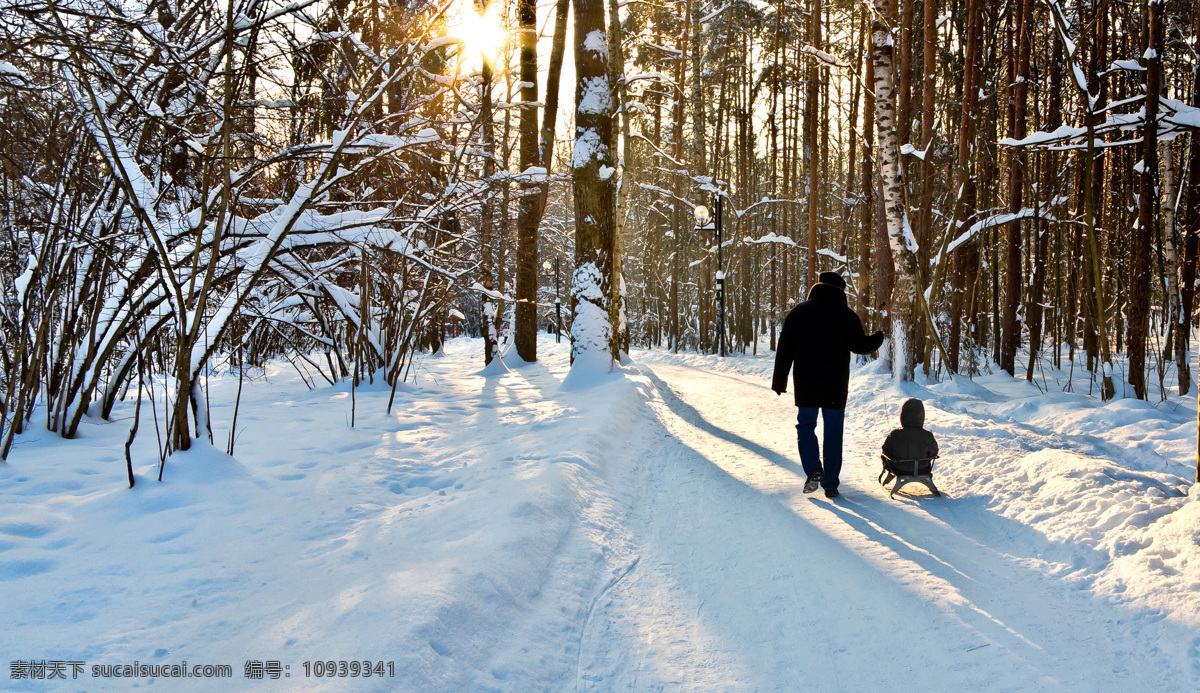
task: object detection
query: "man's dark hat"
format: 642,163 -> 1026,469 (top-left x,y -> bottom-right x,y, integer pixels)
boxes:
818,271 -> 846,290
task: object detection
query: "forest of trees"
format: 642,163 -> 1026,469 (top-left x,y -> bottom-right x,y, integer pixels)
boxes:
2,0 -> 1199,463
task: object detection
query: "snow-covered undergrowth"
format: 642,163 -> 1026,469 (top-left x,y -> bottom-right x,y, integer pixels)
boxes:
640,344 -> 1200,628
0,336 -> 646,691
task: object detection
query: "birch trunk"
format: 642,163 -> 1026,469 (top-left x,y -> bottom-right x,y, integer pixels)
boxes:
872,0 -> 917,380
1164,143 -> 1183,392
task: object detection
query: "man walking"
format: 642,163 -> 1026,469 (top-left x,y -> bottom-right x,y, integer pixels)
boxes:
772,272 -> 883,498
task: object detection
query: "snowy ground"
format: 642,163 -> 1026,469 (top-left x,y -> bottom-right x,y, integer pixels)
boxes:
2,334 -> 1199,690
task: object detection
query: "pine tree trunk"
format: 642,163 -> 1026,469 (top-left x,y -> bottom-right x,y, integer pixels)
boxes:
1129,0 -> 1163,399
1027,35 -> 1063,381
668,2 -> 688,352
1001,0 -> 1032,375
860,4 -> 875,331
805,0 -> 821,289
513,0 -> 539,362
897,0 -> 913,148
609,0 -> 632,357
1181,8 -> 1200,396
916,0 -> 937,373
947,0 -> 982,374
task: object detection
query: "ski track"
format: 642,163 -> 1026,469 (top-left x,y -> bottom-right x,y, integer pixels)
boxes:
569,356 -> 1196,691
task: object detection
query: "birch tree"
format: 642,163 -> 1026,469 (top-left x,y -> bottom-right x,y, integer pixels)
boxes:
871,0 -> 919,380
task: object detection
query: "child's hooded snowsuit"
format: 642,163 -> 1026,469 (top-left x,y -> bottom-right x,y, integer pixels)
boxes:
882,399 -> 939,473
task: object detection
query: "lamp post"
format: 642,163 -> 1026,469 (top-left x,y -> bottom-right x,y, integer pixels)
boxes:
551,257 -> 562,342
542,259 -> 562,342
696,199 -> 725,357
555,257 -> 562,343
714,195 -> 725,357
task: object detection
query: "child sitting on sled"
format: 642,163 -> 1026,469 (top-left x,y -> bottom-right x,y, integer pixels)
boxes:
881,398 -> 939,474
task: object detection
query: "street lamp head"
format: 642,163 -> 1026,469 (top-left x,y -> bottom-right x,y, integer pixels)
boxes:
694,205 -> 710,227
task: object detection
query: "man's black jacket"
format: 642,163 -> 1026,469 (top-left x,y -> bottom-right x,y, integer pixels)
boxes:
772,283 -> 883,409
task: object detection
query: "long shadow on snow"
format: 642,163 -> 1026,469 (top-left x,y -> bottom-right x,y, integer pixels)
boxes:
632,369 -> 1090,684
645,367 -> 1056,647
639,362 -> 1194,687
639,367 -> 806,479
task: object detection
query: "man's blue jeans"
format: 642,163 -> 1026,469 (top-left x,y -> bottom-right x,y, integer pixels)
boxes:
796,407 -> 845,490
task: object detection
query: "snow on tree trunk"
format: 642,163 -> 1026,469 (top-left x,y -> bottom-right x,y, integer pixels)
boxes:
567,0 -> 618,381
870,3 -> 918,382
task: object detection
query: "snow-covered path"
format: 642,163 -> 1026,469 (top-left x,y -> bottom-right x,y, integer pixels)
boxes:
574,356 -> 1197,690
4,336 -> 1199,691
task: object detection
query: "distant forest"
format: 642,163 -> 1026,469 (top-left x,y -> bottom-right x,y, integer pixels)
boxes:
2,0 -> 1198,462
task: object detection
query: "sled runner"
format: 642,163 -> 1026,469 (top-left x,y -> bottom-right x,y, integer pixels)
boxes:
878,454 -> 941,498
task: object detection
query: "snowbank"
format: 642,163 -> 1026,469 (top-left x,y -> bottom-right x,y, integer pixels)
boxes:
0,335 -> 648,691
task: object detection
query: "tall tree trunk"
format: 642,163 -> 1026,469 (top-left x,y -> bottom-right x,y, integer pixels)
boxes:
668,1 -> 689,352
533,0 -> 571,344
1025,153 -> 1050,382
897,0 -> 914,148
845,15 -> 862,315
916,0 -> 937,372
805,0 -> 822,289
872,0 -> 917,380
860,5 -> 875,331
948,0 -> 982,374
1001,0 -> 1032,375
514,0 -> 539,361
1129,0 -> 1163,399
1165,142 -> 1183,390
479,40 -> 498,366
570,0 -> 617,369
1027,34 -> 1063,381
609,0 -> 631,356
1181,5 -> 1200,396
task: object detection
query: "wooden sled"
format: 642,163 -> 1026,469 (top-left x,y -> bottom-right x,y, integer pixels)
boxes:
879,454 -> 941,498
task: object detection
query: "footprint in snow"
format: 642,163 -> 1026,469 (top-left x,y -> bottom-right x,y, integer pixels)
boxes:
335,440 -> 376,453
0,523 -> 53,539
0,559 -> 56,581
